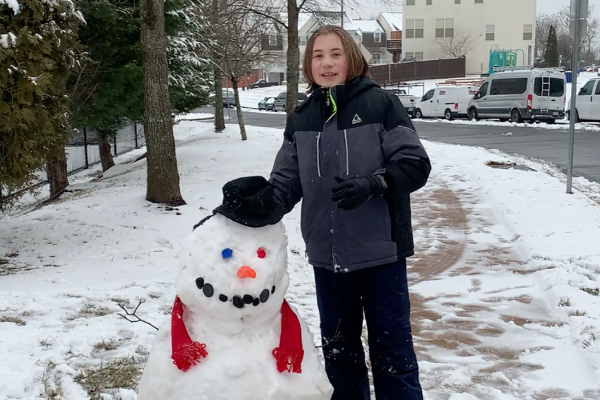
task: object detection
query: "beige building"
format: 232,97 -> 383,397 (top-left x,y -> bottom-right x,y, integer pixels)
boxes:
402,0 -> 536,75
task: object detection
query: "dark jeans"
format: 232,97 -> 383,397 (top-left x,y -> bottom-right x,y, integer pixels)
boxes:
313,259 -> 423,400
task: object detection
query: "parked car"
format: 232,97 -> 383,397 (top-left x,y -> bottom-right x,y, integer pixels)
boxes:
413,85 -> 479,120
382,87 -> 419,117
250,79 -> 279,89
258,96 -> 275,111
222,89 -> 235,108
272,92 -> 309,112
567,77 -> 600,123
467,68 -> 566,123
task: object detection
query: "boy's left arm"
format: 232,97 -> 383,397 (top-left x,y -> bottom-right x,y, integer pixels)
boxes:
380,95 -> 431,195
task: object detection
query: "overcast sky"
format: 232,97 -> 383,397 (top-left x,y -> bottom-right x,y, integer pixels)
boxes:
349,0 -> 599,20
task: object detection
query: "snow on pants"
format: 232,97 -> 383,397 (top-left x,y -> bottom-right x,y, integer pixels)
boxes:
313,258 -> 423,400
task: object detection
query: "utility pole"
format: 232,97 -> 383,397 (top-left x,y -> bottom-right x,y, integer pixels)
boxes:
567,0 -> 588,193
341,0 -> 344,29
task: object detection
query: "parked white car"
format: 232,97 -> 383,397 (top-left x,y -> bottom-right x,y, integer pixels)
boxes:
413,85 -> 479,120
567,77 -> 600,123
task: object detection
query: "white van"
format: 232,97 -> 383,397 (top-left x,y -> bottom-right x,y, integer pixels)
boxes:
568,77 -> 600,122
413,85 -> 479,120
467,68 -> 566,123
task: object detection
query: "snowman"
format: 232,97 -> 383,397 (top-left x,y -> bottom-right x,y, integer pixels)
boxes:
137,176 -> 333,400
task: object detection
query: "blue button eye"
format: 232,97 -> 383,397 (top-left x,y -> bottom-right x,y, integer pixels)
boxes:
222,248 -> 233,259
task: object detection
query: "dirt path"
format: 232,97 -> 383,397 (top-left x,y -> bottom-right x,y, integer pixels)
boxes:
407,179 -> 600,400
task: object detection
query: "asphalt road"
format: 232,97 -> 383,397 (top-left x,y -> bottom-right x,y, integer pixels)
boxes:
198,107 -> 600,184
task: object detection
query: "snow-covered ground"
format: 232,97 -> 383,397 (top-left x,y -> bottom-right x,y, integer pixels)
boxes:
1,120 -> 600,399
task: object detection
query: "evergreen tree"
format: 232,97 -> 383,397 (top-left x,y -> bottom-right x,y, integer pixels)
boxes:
165,0 -> 212,114
69,0 -> 144,171
1,0 -> 83,207
69,0 -> 211,172
544,25 -> 559,67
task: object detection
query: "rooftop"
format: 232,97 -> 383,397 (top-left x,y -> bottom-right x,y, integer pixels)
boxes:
379,12 -> 403,31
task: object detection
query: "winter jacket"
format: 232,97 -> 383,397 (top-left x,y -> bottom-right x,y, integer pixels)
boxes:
269,76 -> 431,272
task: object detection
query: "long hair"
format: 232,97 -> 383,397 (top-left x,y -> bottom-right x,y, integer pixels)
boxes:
303,25 -> 369,93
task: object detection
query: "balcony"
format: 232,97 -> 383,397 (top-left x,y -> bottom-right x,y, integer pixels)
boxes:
387,39 -> 402,51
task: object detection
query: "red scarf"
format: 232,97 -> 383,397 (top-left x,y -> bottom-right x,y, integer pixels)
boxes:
171,296 -> 303,373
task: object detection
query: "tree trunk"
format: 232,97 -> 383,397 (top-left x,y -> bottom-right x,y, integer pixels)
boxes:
232,79 -> 247,141
98,130 -> 115,172
141,0 -> 186,206
46,147 -> 69,198
214,64 -> 226,132
286,0 -> 300,117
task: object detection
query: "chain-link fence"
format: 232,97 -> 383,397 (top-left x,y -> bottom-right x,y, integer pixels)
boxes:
67,122 -> 146,174
1,121 -> 145,206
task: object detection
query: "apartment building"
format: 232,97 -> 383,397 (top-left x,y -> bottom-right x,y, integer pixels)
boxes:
377,13 -> 403,63
402,0 -> 536,75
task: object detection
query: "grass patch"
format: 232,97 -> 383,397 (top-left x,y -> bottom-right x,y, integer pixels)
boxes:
0,316 -> 26,326
80,303 -> 112,317
93,339 -> 118,352
148,293 -> 161,299
569,310 -> 587,317
43,361 -> 63,400
74,356 -> 145,399
582,326 -> 597,348
581,287 -> 600,296
111,297 -> 130,306
486,161 -> 517,166
40,338 -> 54,348
558,297 -> 571,307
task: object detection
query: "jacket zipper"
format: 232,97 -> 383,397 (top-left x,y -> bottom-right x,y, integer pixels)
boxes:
316,131 -> 322,177
317,89 -> 338,178
343,129 -> 349,176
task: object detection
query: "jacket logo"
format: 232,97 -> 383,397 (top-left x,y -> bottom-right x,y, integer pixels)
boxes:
352,114 -> 362,124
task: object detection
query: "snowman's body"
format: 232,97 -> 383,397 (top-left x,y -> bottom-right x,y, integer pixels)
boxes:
137,215 -> 333,400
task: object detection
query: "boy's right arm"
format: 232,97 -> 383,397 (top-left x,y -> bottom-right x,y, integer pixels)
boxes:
269,121 -> 303,214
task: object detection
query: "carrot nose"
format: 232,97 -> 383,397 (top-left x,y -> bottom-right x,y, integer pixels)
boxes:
237,266 -> 256,279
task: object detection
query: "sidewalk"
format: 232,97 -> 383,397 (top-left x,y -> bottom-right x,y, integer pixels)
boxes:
406,173 -> 600,400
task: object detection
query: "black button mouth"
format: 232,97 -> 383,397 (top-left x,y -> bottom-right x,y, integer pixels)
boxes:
196,277 -> 276,309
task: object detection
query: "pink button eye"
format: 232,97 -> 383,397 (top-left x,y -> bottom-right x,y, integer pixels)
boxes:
257,248 -> 266,258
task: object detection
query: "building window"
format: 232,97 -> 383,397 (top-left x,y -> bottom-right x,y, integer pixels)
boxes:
373,53 -> 382,64
436,18 -> 454,38
374,32 -> 381,43
406,0 -> 415,4
299,35 -> 307,46
406,19 -> 424,39
268,35 -> 278,46
523,24 -> 533,40
426,0 -> 432,4
485,25 -> 495,41
455,0 -> 460,3
415,52 -> 424,61
475,0 -> 483,3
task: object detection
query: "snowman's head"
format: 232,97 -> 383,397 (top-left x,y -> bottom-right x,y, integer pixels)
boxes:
176,214 -> 289,324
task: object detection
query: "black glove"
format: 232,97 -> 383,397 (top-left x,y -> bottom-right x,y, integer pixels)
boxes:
331,175 -> 387,211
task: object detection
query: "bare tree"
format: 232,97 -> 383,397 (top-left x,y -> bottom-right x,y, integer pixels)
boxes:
246,0 -> 400,116
222,16 -> 276,140
140,0 -> 185,205
434,30 -> 473,58
210,0 -> 226,132
536,6 -> 600,68
207,0 -> 275,140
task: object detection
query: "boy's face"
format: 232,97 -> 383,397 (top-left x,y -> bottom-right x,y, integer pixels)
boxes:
311,33 -> 348,89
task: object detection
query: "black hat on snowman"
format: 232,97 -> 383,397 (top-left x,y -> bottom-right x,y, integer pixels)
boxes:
195,176 -> 284,230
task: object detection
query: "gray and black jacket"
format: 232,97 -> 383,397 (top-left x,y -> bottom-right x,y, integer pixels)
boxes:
270,76 -> 431,272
